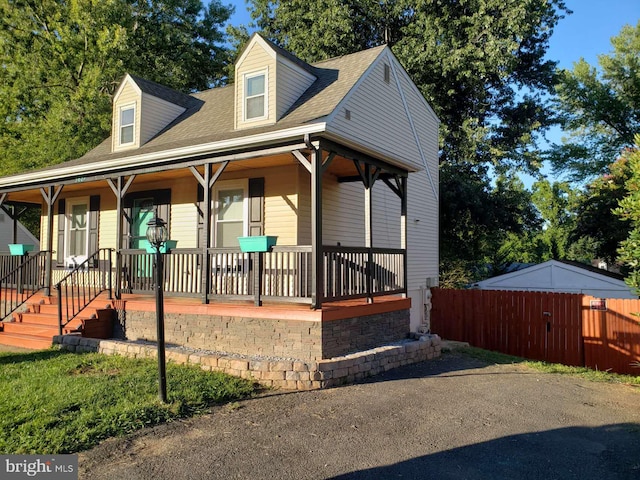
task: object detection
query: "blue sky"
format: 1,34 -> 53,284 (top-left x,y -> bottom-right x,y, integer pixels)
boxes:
226,0 -> 639,68
225,0 -> 639,186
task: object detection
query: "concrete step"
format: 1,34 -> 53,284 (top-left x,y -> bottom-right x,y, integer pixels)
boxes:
14,312 -> 60,326
0,332 -> 53,350
30,303 -> 99,319
1,321 -> 58,337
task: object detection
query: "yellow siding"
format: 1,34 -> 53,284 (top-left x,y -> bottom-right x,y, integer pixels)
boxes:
112,81 -> 140,152
322,174 -> 365,247
372,185 -> 401,249
235,42 -> 276,129
399,69 -> 439,289
220,165 -> 301,246
99,193 -> 117,250
40,211 -> 51,252
297,166 -> 311,245
276,60 -> 315,119
169,177 -> 199,248
140,93 -> 185,145
329,57 -> 422,171
326,50 -> 440,294
264,167 -> 298,245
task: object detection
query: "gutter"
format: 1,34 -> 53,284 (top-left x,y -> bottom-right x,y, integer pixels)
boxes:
0,123 -> 328,189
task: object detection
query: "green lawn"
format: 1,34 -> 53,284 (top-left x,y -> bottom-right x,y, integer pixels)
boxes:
460,346 -> 640,386
0,350 -> 257,454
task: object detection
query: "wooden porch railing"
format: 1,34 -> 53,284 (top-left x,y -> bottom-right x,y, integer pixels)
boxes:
0,251 -> 47,320
119,248 -> 202,296
54,249 -> 113,335
117,245 -> 405,304
322,246 -> 405,302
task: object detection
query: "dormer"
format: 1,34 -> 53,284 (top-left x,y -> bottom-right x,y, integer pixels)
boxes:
234,34 -> 317,130
111,74 -> 194,152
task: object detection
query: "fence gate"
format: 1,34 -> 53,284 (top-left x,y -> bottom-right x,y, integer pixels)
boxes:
431,289 -> 584,367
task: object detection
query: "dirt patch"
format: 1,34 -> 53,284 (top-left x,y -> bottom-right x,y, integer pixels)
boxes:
79,351 -> 640,479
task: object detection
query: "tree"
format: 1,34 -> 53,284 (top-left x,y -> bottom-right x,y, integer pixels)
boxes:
494,178 -> 603,268
529,179 -> 578,260
550,21 -> 640,181
0,0 -> 233,175
613,137 -> 640,292
440,165 -> 539,283
247,0 -> 567,171
244,0 -> 569,280
570,155 -> 631,264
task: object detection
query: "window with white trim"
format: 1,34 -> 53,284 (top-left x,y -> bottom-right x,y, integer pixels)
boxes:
244,71 -> 267,121
119,105 -> 135,145
213,180 -> 248,247
66,198 -> 89,266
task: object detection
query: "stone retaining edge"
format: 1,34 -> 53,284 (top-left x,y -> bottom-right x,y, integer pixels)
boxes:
52,334 -> 442,391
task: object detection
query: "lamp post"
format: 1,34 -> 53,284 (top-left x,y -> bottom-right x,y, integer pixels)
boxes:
146,215 -> 168,403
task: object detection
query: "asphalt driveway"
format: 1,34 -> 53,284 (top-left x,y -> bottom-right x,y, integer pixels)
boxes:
79,351 -> 640,479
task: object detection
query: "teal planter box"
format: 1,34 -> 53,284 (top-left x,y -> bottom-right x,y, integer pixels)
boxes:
8,244 -> 34,255
142,240 -> 177,253
238,236 -> 277,252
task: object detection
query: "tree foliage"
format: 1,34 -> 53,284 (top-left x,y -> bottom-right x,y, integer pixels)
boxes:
440,164 -> 539,282
613,136 -> 640,293
550,21 -> 640,181
530,179 -> 577,259
570,155 -> 631,264
494,179 -> 583,266
0,0 -> 233,175
243,0 -> 569,280
247,0 -> 567,171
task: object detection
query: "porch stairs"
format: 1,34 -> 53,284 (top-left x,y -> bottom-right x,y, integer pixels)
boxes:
0,293 -> 113,350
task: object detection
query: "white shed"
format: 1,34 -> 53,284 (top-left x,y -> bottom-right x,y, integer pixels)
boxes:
471,259 -> 637,299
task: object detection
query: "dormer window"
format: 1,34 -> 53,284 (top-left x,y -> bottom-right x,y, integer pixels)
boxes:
119,105 -> 135,145
244,71 -> 267,121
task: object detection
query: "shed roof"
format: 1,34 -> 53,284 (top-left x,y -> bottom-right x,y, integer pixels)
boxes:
472,259 -> 636,299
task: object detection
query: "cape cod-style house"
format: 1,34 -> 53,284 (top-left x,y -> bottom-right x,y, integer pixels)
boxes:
0,35 -> 440,367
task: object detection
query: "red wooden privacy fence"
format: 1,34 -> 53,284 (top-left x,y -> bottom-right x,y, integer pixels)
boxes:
431,288 -> 640,375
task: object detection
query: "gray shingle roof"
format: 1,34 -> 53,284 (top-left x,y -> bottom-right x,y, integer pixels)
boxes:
128,74 -> 201,109
42,43 -> 386,172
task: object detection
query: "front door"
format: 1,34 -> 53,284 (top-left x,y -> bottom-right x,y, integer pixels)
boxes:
65,199 -> 89,267
131,198 -> 155,248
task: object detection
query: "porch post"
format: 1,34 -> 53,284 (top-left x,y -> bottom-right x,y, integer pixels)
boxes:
364,164 -> 374,303
401,176 -> 408,298
189,161 -> 228,304
311,147 -> 323,308
40,185 -> 63,296
115,177 -> 123,299
202,164 -> 212,304
107,175 -> 135,299
11,205 -> 17,244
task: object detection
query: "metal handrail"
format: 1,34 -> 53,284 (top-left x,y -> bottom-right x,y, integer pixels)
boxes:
0,251 -> 47,320
55,249 -> 113,335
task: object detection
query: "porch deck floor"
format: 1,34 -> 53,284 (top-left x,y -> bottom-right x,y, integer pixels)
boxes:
118,294 -> 411,322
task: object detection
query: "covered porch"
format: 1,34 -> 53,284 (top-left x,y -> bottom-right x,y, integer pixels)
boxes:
1,136 -> 409,305
0,136 -> 412,353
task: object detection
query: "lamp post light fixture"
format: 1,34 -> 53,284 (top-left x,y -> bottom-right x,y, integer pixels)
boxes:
146,215 -> 168,403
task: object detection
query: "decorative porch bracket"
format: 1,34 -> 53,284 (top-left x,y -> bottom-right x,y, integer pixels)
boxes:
189,161 -> 229,304
323,138 -> 409,301
40,185 -> 63,296
292,138 -> 324,309
107,175 -> 136,299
